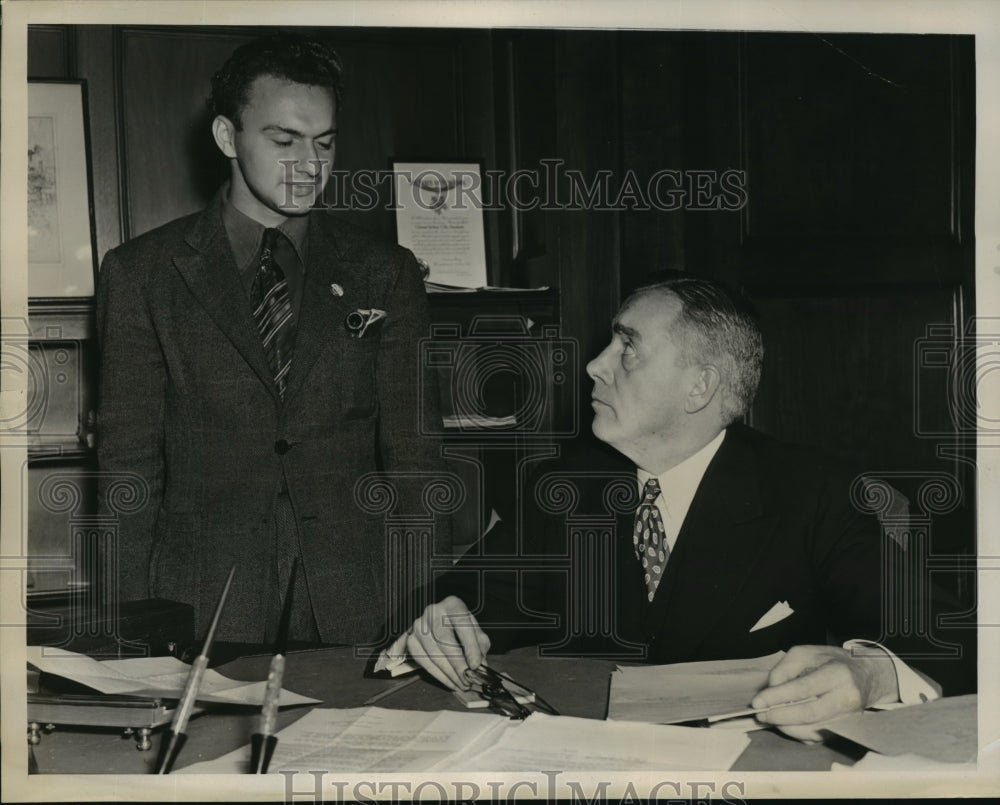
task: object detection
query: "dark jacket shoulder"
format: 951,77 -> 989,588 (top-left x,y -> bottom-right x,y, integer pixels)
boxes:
722,423 -> 861,491
105,210 -> 203,265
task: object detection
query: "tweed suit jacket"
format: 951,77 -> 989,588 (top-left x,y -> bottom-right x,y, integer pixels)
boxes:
437,424 -> 974,694
96,194 -> 448,643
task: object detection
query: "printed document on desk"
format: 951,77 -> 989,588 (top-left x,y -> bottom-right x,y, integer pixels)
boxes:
452,712 -> 750,771
182,706 -> 750,773
182,707 -> 513,773
607,652 -> 784,725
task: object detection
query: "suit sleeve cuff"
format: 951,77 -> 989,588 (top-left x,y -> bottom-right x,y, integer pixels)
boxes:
843,638 -> 942,707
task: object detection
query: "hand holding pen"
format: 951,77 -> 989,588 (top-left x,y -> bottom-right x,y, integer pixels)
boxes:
250,557 -> 298,774
156,565 -> 236,774
748,644 -> 901,742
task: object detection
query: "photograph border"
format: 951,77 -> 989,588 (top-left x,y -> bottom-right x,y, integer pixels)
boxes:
2,1 -> 999,801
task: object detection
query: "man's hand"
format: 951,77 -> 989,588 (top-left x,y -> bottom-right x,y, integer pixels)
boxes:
404,596 -> 491,691
750,645 -> 900,742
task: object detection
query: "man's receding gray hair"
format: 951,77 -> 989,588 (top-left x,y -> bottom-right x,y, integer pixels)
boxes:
627,274 -> 764,425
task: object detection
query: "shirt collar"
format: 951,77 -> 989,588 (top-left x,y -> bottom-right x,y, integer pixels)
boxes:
220,184 -> 310,272
637,429 -> 726,520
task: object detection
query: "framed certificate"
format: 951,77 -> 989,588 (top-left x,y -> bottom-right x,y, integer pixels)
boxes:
391,160 -> 489,289
27,80 -> 98,299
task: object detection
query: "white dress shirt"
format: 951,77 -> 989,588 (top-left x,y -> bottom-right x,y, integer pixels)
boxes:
635,429 -> 726,555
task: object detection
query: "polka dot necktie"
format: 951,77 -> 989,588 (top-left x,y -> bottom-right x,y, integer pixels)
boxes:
251,228 -> 295,399
634,478 -> 669,602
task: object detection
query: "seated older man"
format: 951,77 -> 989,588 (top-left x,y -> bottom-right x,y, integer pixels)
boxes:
384,274 -> 974,741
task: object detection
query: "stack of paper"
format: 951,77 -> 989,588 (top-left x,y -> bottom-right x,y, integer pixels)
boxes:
607,652 -> 783,725
182,706 -> 750,773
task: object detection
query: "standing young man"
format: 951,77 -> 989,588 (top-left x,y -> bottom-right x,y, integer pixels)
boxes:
97,34 -> 446,644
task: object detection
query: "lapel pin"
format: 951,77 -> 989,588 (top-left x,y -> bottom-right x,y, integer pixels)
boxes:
330,283 -> 344,297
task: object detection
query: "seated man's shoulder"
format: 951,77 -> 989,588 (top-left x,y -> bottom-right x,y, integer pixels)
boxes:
729,423 -> 858,480
723,426 -> 868,510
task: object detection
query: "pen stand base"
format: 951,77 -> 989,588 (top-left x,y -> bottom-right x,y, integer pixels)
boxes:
26,692 -> 201,752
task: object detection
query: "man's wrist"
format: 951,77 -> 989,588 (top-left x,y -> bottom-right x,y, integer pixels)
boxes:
842,638 -> 941,707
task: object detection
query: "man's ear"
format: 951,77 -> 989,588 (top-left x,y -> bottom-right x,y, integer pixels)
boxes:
212,115 -> 238,159
684,364 -> 722,414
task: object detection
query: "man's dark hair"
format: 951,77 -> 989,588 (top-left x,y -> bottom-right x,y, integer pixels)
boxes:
627,272 -> 764,425
210,32 -> 343,128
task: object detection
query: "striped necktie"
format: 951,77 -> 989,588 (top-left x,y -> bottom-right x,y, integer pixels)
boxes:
634,477 -> 669,602
251,228 -> 295,398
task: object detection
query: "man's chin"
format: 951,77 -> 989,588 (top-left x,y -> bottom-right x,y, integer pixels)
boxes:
590,415 -> 614,444
278,200 -> 315,216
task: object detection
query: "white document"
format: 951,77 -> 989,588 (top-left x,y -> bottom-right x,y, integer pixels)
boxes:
182,707 -> 511,773
453,712 -> 750,772
607,652 -> 784,725
26,646 -> 318,706
393,161 -> 488,288
182,706 -> 750,773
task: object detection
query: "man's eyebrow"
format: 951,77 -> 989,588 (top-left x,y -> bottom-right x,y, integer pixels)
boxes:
262,125 -> 338,138
612,321 -> 640,341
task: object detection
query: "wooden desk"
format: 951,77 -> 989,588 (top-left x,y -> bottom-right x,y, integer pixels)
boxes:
29,646 -> 862,774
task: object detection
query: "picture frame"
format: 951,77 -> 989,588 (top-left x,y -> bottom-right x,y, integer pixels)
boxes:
391,159 -> 489,289
27,79 -> 98,299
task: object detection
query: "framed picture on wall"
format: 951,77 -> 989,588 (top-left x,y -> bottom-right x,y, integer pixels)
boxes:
391,159 -> 489,289
27,79 -> 98,299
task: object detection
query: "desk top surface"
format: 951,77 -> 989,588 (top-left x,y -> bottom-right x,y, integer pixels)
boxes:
29,646 -> 861,774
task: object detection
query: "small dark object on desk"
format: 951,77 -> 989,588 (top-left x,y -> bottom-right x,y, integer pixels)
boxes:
466,665 -> 560,719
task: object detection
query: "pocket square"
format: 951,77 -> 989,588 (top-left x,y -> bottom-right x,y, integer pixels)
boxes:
750,600 -> 794,632
344,308 -> 386,338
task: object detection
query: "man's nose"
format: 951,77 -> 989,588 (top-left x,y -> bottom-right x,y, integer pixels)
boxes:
296,146 -> 326,177
586,344 -> 613,384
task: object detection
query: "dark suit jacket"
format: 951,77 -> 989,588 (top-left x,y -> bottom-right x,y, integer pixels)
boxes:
436,424 -> 974,694
96,194 -> 448,643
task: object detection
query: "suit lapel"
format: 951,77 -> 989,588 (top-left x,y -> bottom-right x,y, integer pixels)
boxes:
282,216 -> 360,403
642,427 -> 780,661
173,199 -> 278,398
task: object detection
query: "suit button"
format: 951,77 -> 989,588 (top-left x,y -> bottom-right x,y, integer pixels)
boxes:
274,439 -> 290,455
